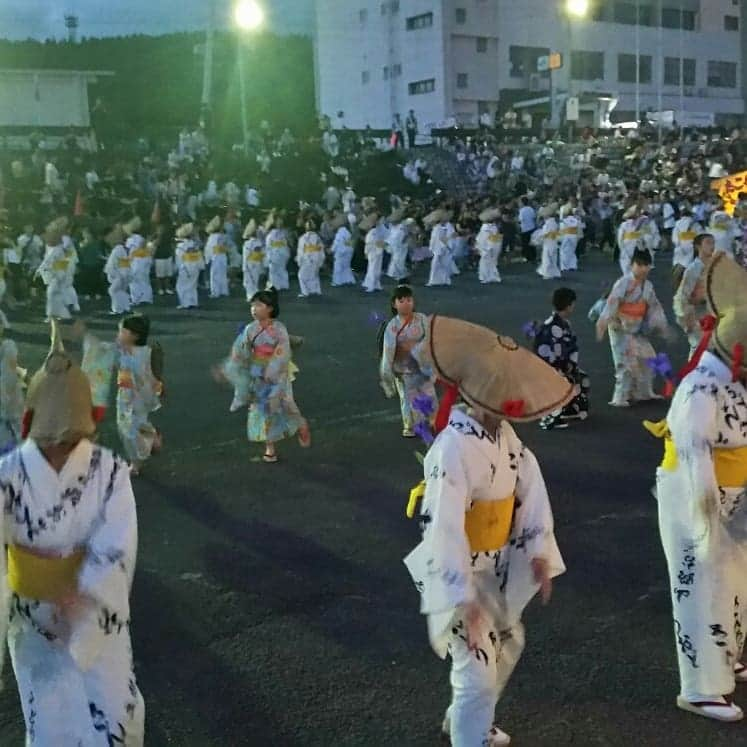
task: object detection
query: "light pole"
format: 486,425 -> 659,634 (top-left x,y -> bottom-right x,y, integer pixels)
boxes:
234,0 -> 265,155
563,0 -> 589,138
201,0 -> 216,113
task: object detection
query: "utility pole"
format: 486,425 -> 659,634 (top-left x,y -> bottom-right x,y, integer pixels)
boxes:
201,0 -> 216,112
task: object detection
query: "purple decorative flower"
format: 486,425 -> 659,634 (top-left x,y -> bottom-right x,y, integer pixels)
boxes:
412,393 -> 436,417
522,320 -> 539,339
367,310 -> 387,327
645,352 -> 673,378
414,420 -> 434,446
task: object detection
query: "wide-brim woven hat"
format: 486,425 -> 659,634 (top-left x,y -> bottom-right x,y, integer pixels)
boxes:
425,315 -> 576,422
122,216 -> 142,236
706,253 -> 747,368
206,215 -> 221,233
423,208 -> 452,227
242,219 -> 257,239
479,207 -> 501,223
175,223 -> 194,239
623,205 -> 638,219
539,203 -> 559,219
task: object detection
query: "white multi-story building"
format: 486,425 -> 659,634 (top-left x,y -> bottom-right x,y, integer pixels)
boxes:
314,0 -> 744,130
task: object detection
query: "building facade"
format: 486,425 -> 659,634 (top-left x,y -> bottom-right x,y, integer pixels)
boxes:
314,0 -> 744,130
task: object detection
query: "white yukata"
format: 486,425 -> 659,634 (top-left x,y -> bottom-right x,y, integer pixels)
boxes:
296,231 -> 325,297
598,274 -> 669,404
617,218 -> 643,274
655,352 -> 747,702
673,257 -> 708,357
62,236 -> 80,313
445,222 -> 461,277
264,229 -> 290,291
39,244 -> 72,320
709,212 -> 740,257
559,215 -> 581,272
672,217 -> 703,269
386,223 -> 410,281
331,226 -> 356,286
536,218 -> 561,280
362,225 -> 387,293
2,438 -> 144,745
475,222 -> 502,284
204,232 -> 230,298
175,240 -> 204,309
0,338 -> 23,453
104,244 -> 132,315
640,217 -> 661,266
427,224 -> 453,287
126,235 -> 153,306
404,407 -> 564,746
242,238 -> 265,300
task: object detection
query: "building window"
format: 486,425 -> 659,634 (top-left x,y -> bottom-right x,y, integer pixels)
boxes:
409,78 -> 435,95
478,100 -> 490,116
392,63 -> 402,77
455,8 -> 467,24
663,57 -> 696,86
457,73 -> 468,89
390,0 -> 400,12
361,70 -> 370,84
359,8 -> 368,24
509,45 -> 550,78
725,15 -> 739,31
618,53 -> 652,83
406,12 -> 433,30
571,50 -> 605,81
383,66 -> 389,80
661,7 -> 696,30
708,60 -> 737,88
613,2 -> 652,25
476,37 -> 488,53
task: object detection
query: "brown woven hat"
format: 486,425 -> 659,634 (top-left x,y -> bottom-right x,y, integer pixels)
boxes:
425,315 -> 575,422
705,253 -> 747,368
479,207 -> 501,223
25,321 -> 95,446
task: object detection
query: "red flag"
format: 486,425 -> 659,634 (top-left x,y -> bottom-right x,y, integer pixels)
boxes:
73,189 -> 84,217
151,199 -> 161,225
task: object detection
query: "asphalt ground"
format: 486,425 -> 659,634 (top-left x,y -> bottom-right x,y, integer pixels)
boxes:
0,250 -> 744,746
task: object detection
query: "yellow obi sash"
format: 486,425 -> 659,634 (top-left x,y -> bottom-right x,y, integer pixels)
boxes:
270,240 -> 286,249
562,227 -> 578,235
406,482 -> 515,552
375,240 -> 387,249
131,248 -> 150,259
488,234 -> 503,243
249,251 -> 264,262
679,231 -> 697,242
118,258 -> 131,269
619,300 -> 647,319
212,245 -> 227,254
304,244 -> 322,253
8,545 -> 84,602
623,231 -> 641,241
544,231 -> 559,240
184,252 -> 202,262
52,259 -> 69,271
644,419 -> 747,488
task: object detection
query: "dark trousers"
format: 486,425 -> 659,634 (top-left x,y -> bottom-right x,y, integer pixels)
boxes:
521,230 -> 536,262
407,129 -> 416,148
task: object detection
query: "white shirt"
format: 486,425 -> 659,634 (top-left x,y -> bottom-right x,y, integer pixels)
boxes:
519,205 -> 536,233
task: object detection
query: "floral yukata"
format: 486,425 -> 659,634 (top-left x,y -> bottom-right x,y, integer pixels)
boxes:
222,320 -> 304,443
673,257 -> 709,357
655,352 -> 747,702
1,438 -> 144,745
533,313 -> 589,427
404,407 -> 564,746
82,336 -> 162,464
598,275 -> 668,404
379,312 -> 435,434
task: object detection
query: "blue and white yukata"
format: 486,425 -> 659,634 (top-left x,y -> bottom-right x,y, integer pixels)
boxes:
264,229 -> 290,291
598,275 -> 669,405
331,227 -> 356,287
380,312 -> 436,433
222,320 -> 304,444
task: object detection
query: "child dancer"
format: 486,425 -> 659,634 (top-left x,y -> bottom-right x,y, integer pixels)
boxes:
296,219 -> 325,297
175,223 -> 204,309
379,285 -> 435,437
103,223 -> 131,316
80,314 -> 163,475
330,213 -> 356,286
596,249 -> 672,407
242,219 -> 265,300
217,287 -> 310,462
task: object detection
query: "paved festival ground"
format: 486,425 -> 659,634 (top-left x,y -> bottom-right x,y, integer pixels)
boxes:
0,252 -> 743,746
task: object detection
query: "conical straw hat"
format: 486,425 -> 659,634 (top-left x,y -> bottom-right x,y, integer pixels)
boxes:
122,216 -> 142,236
479,207 -> 501,223
175,223 -> 194,239
705,253 -> 747,369
425,315 -> 575,422
242,219 -> 257,239
25,321 -> 95,445
206,215 -> 221,233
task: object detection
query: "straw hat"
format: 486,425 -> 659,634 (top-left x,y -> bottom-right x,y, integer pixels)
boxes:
25,321 -> 95,446
708,162 -> 728,179
359,212 -> 380,232
705,253 -> 747,371
175,223 -> 194,239
388,206 -> 406,224
361,196 -> 377,212
559,203 -> 573,220
479,207 -> 501,223
539,203 -> 559,219
423,208 -> 452,227
122,216 -> 142,236
425,316 -> 575,422
105,224 -> 125,246
242,219 -> 257,239
623,205 -> 638,219
206,215 -> 221,233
